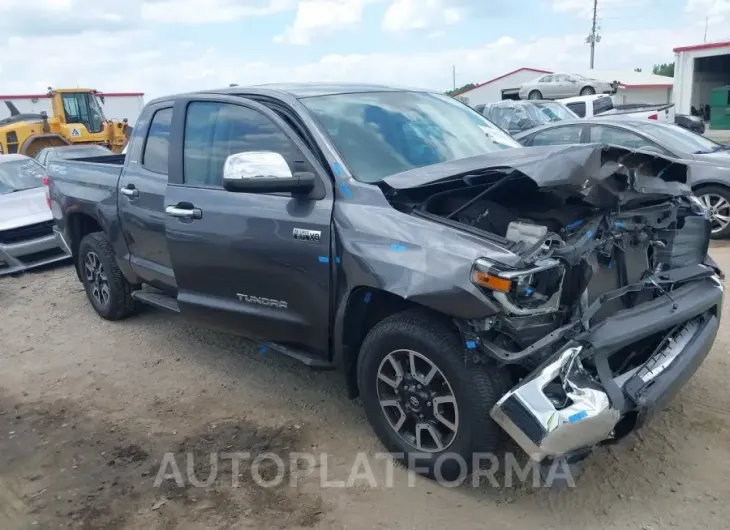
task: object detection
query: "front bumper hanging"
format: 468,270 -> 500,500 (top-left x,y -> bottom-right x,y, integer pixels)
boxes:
491,275 -> 723,462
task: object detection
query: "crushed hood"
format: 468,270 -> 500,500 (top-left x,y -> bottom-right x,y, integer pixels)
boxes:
381,143 -> 692,207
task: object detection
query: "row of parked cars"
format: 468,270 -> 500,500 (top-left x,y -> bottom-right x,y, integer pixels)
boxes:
1,82 -> 725,484
473,95 -> 730,236
0,144 -> 111,276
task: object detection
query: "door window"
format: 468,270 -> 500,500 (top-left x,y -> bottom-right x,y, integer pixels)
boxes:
142,108 -> 173,174
566,102 -> 586,117
182,102 -> 310,187
530,126 -> 582,146
589,126 -> 657,150
539,75 -> 554,83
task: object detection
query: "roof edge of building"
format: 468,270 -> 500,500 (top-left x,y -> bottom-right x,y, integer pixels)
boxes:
452,67 -> 552,96
0,92 -> 144,100
673,40 -> 730,53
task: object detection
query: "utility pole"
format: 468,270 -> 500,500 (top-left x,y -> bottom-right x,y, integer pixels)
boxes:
452,65 -> 456,91
586,0 -> 601,69
704,16 -> 709,43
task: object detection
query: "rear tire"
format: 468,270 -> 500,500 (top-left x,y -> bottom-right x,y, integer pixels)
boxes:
695,185 -> 730,239
580,86 -> 596,96
528,90 -> 542,100
78,232 -> 136,320
357,310 -> 505,481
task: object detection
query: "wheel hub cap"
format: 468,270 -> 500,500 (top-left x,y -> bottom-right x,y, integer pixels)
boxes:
84,251 -> 110,306
699,193 -> 730,234
376,349 -> 459,452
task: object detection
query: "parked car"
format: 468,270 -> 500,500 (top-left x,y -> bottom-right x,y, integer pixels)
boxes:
479,100 -> 579,135
560,94 -> 675,123
0,154 -> 71,276
675,113 -> 706,134
35,144 -> 113,167
515,118 -> 730,237
47,84 -> 722,480
519,73 -> 618,100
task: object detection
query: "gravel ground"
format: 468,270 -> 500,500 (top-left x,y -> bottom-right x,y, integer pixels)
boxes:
1,245 -> 730,529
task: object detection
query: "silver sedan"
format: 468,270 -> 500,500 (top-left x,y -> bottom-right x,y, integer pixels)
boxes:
519,73 -> 618,100
0,154 -> 71,276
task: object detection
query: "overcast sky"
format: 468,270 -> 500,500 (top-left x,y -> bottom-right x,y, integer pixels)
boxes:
0,0 -> 728,99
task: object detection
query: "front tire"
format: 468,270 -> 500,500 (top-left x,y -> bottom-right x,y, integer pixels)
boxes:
357,310 -> 505,481
527,90 -> 542,100
695,185 -> 730,239
78,232 -> 136,320
580,86 -> 596,96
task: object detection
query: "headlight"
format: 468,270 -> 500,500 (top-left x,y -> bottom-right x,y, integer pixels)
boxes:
471,258 -> 565,316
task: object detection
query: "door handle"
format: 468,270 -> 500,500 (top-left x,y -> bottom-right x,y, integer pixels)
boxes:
166,205 -> 202,219
120,184 -> 139,198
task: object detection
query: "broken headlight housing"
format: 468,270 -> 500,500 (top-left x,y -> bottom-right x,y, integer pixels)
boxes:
471,257 -> 566,316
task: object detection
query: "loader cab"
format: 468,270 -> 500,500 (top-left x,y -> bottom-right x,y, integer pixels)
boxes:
49,89 -> 106,134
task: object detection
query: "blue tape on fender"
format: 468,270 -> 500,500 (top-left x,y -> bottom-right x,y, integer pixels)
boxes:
585,230 -> 594,239
258,346 -> 267,355
364,292 -> 372,303
465,340 -> 477,349
390,243 -> 407,252
318,256 -> 329,263
568,410 -> 588,423
332,162 -> 343,176
339,183 -> 352,199
335,257 -> 341,264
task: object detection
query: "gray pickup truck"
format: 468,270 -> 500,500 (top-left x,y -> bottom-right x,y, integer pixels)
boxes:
47,83 -> 723,480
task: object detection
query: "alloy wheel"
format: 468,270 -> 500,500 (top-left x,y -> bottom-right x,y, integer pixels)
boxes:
84,251 -> 110,306
376,349 -> 459,452
699,193 -> 730,234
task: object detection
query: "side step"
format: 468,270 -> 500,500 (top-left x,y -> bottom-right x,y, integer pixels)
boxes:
132,287 -> 180,313
260,342 -> 335,370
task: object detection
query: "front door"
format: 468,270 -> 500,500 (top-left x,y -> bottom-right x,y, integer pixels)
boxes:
164,95 -> 334,357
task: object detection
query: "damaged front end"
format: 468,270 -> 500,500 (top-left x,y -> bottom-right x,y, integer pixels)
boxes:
383,144 -> 724,462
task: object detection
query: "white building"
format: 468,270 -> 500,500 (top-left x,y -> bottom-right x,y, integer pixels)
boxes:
673,40 -> 730,117
454,67 -> 673,108
0,91 -> 145,125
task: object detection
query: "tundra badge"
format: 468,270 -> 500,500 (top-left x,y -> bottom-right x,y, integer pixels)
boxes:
236,294 -> 288,309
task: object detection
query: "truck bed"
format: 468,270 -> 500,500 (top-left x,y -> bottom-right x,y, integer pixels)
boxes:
47,156 -> 125,218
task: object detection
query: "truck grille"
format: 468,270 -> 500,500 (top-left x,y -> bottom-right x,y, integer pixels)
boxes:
0,220 -> 55,245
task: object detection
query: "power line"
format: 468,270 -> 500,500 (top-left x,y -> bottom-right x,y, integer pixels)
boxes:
586,0 -> 601,69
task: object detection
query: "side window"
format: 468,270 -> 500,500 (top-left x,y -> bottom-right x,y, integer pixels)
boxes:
183,102 -> 310,187
540,75 -> 554,83
589,126 -> 656,150
36,149 -> 48,165
142,108 -> 173,174
566,102 -> 586,118
531,126 -> 582,146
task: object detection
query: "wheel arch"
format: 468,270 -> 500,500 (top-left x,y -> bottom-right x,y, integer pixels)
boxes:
66,212 -> 104,280
335,286 -> 462,399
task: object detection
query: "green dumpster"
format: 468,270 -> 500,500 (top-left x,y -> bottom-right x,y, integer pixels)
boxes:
710,86 -> 730,130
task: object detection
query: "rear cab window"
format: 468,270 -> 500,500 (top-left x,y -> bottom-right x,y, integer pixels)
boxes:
592,96 -> 615,116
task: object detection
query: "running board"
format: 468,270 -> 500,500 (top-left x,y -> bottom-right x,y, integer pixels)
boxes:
132,287 -> 180,313
260,342 -> 335,370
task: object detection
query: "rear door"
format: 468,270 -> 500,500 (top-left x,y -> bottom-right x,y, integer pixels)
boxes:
164,94 -> 334,356
588,125 -> 671,154
118,101 -> 177,290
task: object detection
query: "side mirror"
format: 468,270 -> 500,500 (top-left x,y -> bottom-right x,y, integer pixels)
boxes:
222,151 -> 315,194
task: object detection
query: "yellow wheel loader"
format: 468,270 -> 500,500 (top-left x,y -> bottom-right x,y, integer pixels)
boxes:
0,88 -> 132,158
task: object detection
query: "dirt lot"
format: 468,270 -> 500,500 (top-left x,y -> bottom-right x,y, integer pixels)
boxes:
2,246 -> 730,530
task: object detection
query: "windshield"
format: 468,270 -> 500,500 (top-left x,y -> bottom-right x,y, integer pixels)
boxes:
532,101 -> 579,121
486,101 -> 577,132
0,159 -> 45,195
635,122 -> 723,154
301,91 -> 520,183
56,145 -> 112,160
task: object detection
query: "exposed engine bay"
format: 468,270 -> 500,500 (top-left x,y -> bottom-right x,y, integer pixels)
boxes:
382,144 -> 724,463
